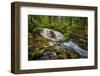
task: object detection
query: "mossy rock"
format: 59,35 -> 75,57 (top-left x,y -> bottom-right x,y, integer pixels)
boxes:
56,48 -> 66,52
44,46 -> 57,52
69,51 -> 80,59
32,36 -> 50,48
56,48 -> 69,59
32,48 -> 45,57
57,53 -> 67,59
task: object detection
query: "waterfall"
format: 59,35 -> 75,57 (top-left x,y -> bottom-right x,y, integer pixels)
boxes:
63,41 -> 88,58
40,28 -> 88,58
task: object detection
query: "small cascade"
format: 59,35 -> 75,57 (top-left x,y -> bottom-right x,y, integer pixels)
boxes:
39,28 -> 88,58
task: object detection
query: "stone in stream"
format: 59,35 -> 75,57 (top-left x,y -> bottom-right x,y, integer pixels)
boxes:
40,28 -> 63,41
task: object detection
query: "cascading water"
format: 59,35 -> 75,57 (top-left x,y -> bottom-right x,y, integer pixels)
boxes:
63,41 -> 87,58
40,28 -> 88,58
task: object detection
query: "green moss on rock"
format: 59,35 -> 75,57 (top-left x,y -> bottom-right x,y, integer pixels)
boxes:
32,36 -> 50,48
69,51 -> 80,58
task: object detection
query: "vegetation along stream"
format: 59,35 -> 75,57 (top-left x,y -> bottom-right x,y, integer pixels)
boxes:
28,15 -> 88,60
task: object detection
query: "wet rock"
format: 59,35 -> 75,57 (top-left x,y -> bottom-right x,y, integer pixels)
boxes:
68,51 -> 80,59
40,28 -> 63,41
40,51 -> 57,60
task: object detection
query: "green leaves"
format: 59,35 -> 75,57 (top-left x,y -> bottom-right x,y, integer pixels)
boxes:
28,15 -> 88,60
40,16 -> 49,26
61,33 -> 70,43
32,27 -> 43,34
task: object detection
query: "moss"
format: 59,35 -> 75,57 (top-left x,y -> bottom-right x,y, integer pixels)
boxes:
69,51 -> 80,58
32,49 -> 45,57
57,52 -> 67,59
56,48 -> 69,59
32,36 -> 50,48
28,33 -> 33,45
44,46 -> 57,52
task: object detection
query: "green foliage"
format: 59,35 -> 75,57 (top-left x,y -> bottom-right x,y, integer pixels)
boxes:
32,27 -> 43,34
28,33 -> 33,45
60,33 -> 70,43
28,15 -> 87,35
28,15 -> 88,60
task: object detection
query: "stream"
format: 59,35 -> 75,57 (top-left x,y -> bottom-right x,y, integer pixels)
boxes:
40,28 -> 88,58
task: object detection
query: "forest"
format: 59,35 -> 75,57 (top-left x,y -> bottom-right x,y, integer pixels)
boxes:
28,15 -> 88,60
